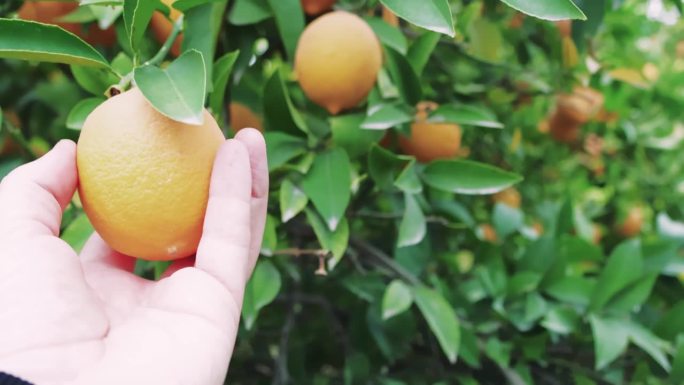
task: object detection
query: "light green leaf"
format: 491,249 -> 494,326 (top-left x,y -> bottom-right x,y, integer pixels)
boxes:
260,214 -> 277,256
492,203 -> 524,239
362,103 -> 413,130
382,280 -> 413,320
368,145 -> 411,190
365,17 -> 408,54
394,161 -> 423,194
499,0 -> 586,21
242,260 -> 281,330
301,149 -> 352,231
172,0 -> 223,13
263,132 -> 307,171
305,208 -> 349,269
398,193 -> 426,247
280,179 -> 308,223
209,51 -> 239,121
379,0 -> 455,37
229,0 -> 272,25
61,213 -> 94,253
406,31 -> 440,76
182,1 -> 226,85
590,315 -> 629,370
71,65 -> 119,96
331,113 -> 385,159
422,160 -> 523,195
0,19 -> 109,68
541,306 -> 579,334
134,49 -> 207,125
589,240 -> 643,312
627,321 -> 672,372
66,97 -> 105,130
412,285 -> 460,363
266,0 -> 304,59
430,105 -> 503,129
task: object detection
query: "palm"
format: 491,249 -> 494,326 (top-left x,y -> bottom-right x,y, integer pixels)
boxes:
0,129 -> 268,385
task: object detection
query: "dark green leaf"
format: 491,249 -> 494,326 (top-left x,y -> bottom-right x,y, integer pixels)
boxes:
331,113 -> 384,159
264,132 -> 307,171
229,0 -> 272,25
627,321 -> 671,372
60,213 -> 94,253
365,17 -> 408,54
412,285 -> 460,363
123,0 -> 157,52
383,46 -> 422,106
182,1 -> 226,85
209,51 -> 239,121
242,260 -> 281,330
302,149 -> 352,230
379,0 -> 455,37
655,301 -> 684,341
398,193 -> 426,247
499,0 -> 587,21
406,31 -> 440,76
134,49 -> 206,125
430,104 -> 504,129
173,0 -> 224,13
422,160 -> 523,195
66,97 -> 105,130
589,240 -> 643,312
0,19 -> 109,68
590,315 -> 629,370
382,279 -> 413,320
368,145 -> 410,190
266,0 -> 304,59
492,203 -> 524,238
263,69 -> 307,135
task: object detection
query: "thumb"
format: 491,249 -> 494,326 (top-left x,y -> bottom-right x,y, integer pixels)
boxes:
0,140 -> 78,238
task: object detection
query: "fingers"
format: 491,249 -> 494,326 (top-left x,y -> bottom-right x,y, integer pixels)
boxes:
80,233 -> 136,272
0,140 -> 77,237
195,139 -> 252,302
234,128 -> 269,275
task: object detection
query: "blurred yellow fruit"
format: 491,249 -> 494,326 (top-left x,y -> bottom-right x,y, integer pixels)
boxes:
150,0 -> 183,57
301,0 -> 336,15
618,206 -> 644,238
229,102 -> 263,133
77,88 -> 224,260
479,224 -> 498,243
493,187 -> 521,208
295,11 -> 382,114
398,102 -> 462,163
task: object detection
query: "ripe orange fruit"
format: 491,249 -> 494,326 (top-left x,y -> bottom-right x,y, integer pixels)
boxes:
618,206 -> 644,238
150,0 -> 183,57
295,11 -> 382,115
398,102 -> 462,163
592,223 -> 603,245
382,6 -> 399,27
492,187 -> 521,208
300,0 -> 337,15
549,87 -> 604,143
479,224 -> 497,243
18,1 -> 116,46
77,88 -> 224,260
229,102 -> 263,133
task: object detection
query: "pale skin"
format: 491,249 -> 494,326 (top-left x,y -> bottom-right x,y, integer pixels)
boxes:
0,128 -> 268,385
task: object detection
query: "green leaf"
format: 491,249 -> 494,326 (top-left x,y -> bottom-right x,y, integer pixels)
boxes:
655,301 -> 684,341
260,214 -> 277,256
242,260 -> 281,330
379,0 -> 455,37
398,193 -> 427,248
368,145 -> 411,190
383,46 -> 423,106
499,0 -> 586,21
123,0 -> 157,52
302,149 -> 352,231
422,160 -> 523,195
382,280 -> 413,320
430,105 -> 504,129
671,336 -> 684,384
605,274 -> 657,314
305,208 -> 349,269
209,51 -> 239,121
365,17 -> 408,54
182,1 -> 226,85
263,69 -> 307,135
394,161 -> 423,194
266,0 -> 304,59
71,65 -> 119,96
406,31 -> 440,76
589,240 -> 643,312
412,285 -> 460,363
66,97 -> 105,130
263,132 -> 307,171
111,52 -> 134,76
0,19 -> 109,68
589,315 -> 630,370
627,321 -> 671,372
492,203 -> 524,239
541,306 -> 579,334
545,276 -> 595,306
280,179 -> 308,223
331,113 -> 385,159
467,18 -> 503,63
172,0 -> 224,13
134,49 -> 207,125
60,213 -> 94,253
362,103 -> 413,130
229,0 -> 272,25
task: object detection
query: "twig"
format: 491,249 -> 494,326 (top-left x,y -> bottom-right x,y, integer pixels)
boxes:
272,296 -> 297,385
271,248 -> 330,258
144,15 -> 184,67
349,237 -> 420,285
3,119 -> 35,159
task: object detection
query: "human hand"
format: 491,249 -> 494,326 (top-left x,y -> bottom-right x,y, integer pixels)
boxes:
0,128 -> 268,385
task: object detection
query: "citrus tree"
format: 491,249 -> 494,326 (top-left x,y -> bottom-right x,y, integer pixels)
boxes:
1,0 -> 684,384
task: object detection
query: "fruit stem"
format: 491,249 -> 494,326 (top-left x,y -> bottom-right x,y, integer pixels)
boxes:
144,15 -> 184,67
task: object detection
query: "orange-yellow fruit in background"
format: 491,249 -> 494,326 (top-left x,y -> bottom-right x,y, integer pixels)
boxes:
555,20 -> 572,38
618,206 -> 644,238
295,11 -> 382,115
509,12 -> 525,29
479,224 -> 498,243
549,86 -> 604,143
382,6 -> 399,27
301,0 -> 337,15
493,187 -> 521,208
77,88 -> 224,261
230,102 -> 263,133
150,0 -> 183,57
19,1 -> 116,46
398,102 -> 462,163
592,223 -> 603,245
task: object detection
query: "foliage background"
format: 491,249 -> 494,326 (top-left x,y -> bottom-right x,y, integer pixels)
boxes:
1,0 -> 684,384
